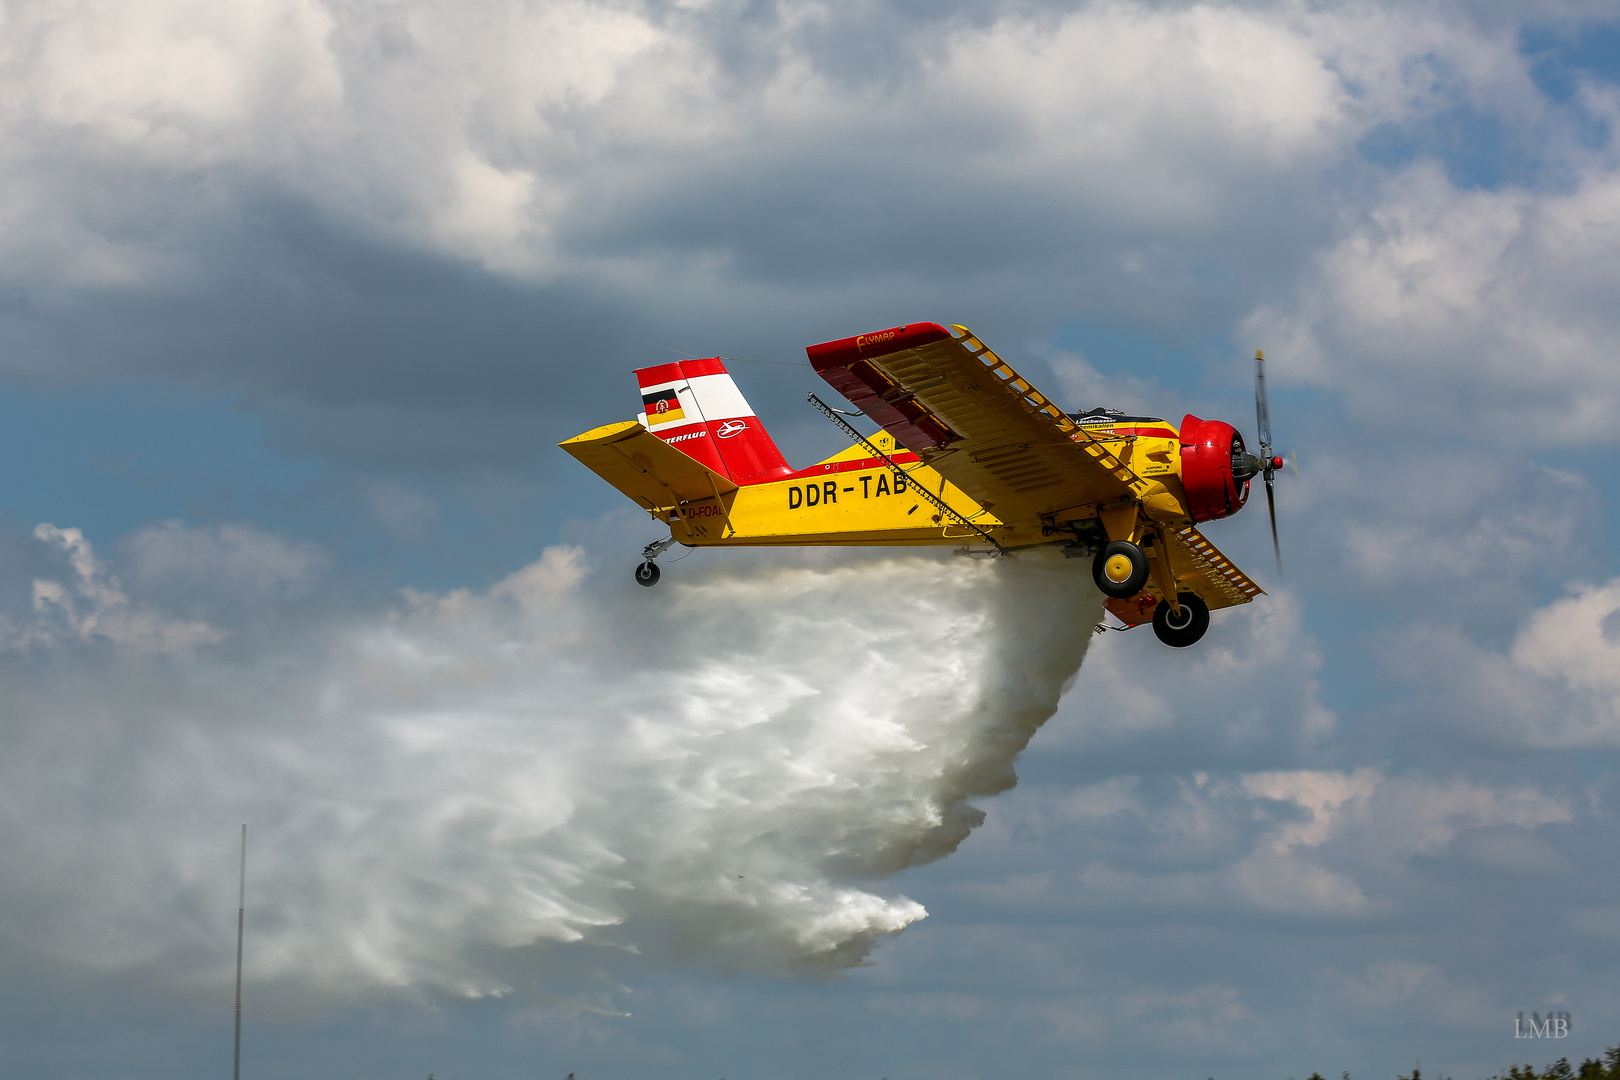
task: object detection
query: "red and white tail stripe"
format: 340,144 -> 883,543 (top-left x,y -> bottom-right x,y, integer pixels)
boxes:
633,358 -> 792,485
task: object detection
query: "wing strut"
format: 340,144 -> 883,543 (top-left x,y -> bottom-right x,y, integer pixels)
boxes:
807,393 -> 1008,557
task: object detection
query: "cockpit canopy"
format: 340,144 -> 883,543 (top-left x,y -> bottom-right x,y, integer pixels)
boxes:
1067,408 -> 1167,426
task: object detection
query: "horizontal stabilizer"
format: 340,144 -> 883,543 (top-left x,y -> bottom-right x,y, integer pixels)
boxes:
560,421 -> 739,510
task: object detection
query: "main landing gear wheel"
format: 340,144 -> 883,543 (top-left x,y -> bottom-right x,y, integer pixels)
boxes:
1092,540 -> 1149,599
1152,592 -> 1210,648
634,535 -> 678,587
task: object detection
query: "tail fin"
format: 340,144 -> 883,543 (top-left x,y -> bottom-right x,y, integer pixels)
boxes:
633,358 -> 793,484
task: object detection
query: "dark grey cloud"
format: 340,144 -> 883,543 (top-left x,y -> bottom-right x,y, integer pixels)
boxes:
0,0 -> 1371,474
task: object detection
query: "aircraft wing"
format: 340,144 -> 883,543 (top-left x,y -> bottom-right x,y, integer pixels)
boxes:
1104,524 -> 1266,627
808,323 -> 1150,526
559,420 -> 738,510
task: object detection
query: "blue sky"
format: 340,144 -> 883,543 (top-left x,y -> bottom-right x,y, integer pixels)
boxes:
2,3 -> 1620,1079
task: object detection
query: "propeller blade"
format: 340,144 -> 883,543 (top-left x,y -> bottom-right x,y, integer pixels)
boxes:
1265,474 -> 1281,573
1254,349 -> 1272,455
1253,349 -> 1282,572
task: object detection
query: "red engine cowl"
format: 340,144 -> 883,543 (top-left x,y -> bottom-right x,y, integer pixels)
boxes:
1178,414 -> 1250,522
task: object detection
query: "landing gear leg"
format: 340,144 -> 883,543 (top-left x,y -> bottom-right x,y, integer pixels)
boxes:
636,535 -> 678,587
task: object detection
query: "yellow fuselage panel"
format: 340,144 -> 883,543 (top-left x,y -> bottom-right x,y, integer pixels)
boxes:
662,458 -> 1024,547
565,418 -> 1196,548
1070,425 -> 1193,522
648,435 -> 1030,548
1109,435 -> 1180,478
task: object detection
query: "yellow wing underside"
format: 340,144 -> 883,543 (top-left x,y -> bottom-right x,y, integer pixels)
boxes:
854,326 -> 1151,524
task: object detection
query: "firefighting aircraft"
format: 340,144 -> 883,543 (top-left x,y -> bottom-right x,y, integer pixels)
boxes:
560,323 -> 1284,647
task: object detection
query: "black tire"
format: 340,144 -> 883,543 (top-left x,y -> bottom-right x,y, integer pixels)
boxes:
1092,540 -> 1149,599
635,561 -> 661,587
1152,592 -> 1210,648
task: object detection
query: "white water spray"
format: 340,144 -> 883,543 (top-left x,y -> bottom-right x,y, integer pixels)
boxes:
0,529 -> 1098,998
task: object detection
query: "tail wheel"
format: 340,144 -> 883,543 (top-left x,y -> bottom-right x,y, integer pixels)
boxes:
1092,540 -> 1149,599
634,561 -> 661,587
1152,592 -> 1210,648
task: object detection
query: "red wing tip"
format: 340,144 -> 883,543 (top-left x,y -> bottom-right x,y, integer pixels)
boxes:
805,323 -> 951,371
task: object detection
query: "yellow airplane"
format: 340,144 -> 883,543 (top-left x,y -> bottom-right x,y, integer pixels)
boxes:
561,322 -> 1283,647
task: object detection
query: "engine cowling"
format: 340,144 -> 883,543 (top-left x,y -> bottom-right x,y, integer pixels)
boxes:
1178,414 -> 1251,522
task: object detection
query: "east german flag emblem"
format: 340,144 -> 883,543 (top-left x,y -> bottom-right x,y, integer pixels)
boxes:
641,388 -> 686,426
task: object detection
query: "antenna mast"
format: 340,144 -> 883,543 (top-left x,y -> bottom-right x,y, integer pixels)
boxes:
233,823 -> 246,1080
